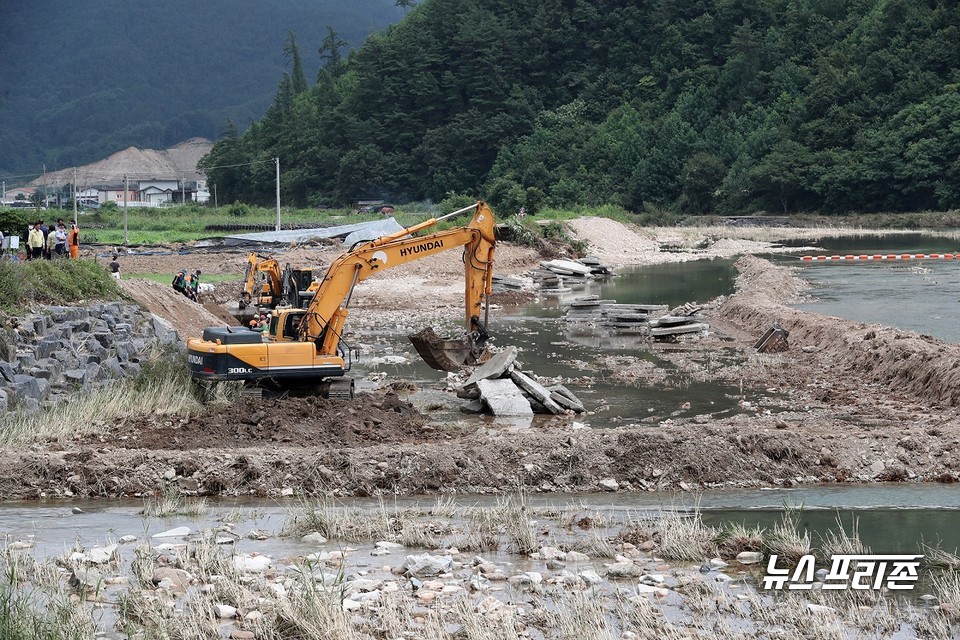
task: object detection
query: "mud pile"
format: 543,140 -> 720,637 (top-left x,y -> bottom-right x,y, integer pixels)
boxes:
119,278 -> 224,341
67,392 -> 441,450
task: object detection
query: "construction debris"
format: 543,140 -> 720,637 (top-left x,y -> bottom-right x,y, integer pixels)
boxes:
531,255 -> 613,294
754,323 -> 789,353
475,379 -> 534,417
564,295 -> 709,340
456,348 -> 586,417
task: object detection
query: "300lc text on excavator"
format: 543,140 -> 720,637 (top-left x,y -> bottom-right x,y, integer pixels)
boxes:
186,202 -> 497,398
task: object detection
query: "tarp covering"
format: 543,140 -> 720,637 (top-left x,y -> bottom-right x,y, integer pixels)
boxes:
224,218 -> 406,245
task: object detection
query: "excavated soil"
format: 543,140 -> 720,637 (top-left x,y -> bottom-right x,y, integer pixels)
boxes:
65,392 -> 435,450
7,225 -> 960,499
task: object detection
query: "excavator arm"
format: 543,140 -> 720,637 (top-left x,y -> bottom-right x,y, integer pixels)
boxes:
187,201 -> 497,392
239,253 -> 284,309
298,202 -> 496,364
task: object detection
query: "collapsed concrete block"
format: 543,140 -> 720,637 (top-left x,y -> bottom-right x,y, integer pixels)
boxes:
465,346 -> 518,387
459,400 -> 485,414
476,378 -> 533,417
510,370 -> 563,414
547,385 -> 586,413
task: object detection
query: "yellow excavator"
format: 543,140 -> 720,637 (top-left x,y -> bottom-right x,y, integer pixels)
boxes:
187,201 -> 497,398
239,253 -> 314,311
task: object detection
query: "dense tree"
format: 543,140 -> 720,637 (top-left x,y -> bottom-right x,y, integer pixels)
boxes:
199,0 -> 960,214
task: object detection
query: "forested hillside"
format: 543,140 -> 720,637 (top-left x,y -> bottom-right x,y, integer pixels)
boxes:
0,0 -> 403,180
202,0 -> 960,214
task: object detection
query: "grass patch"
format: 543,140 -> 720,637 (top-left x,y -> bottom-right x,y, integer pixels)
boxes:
763,506 -> 812,563
0,347 -> 216,445
141,485 -> 208,518
128,272 -> 240,285
0,259 -> 124,312
0,561 -> 95,640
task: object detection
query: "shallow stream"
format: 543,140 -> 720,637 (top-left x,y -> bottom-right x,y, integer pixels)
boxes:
6,484 -> 960,563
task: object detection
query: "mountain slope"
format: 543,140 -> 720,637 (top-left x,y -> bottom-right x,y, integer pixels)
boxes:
202,0 -> 960,215
0,0 -> 403,179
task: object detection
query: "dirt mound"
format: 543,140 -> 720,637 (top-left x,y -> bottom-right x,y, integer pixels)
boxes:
119,278 -> 225,340
719,255 -> 960,408
66,391 -> 444,450
566,217 -> 659,265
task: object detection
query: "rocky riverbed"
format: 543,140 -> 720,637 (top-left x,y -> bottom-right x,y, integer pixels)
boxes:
6,498 -> 957,639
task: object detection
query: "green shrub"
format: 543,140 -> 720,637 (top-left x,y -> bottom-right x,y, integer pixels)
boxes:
438,192 -> 478,215
0,209 -> 32,239
227,202 -> 252,217
0,259 -> 124,312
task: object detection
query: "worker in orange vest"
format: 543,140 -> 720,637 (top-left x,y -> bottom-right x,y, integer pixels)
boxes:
68,223 -> 80,259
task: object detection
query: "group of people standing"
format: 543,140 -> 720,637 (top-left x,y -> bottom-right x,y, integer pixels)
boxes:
26,219 -> 80,260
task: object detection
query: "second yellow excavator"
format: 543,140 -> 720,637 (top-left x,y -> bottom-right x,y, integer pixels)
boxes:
239,253 -> 314,311
187,201 -> 497,397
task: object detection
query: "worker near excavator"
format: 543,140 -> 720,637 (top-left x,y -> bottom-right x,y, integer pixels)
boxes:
172,269 -> 187,294
183,269 -> 201,301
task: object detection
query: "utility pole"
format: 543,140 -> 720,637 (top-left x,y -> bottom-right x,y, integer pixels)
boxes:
72,168 -> 78,224
42,164 -> 47,209
181,177 -> 186,204
124,174 -> 129,247
275,157 -> 281,232
214,184 -> 218,210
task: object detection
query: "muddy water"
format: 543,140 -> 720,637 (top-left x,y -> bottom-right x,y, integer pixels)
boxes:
362,259 -> 742,426
783,234 -> 960,343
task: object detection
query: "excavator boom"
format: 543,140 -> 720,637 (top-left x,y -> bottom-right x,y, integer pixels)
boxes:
187,202 -> 497,392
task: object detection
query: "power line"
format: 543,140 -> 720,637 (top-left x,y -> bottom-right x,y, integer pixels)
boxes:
200,158 -> 276,171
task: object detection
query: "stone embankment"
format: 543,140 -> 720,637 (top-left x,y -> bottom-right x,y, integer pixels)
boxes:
0,303 -> 178,413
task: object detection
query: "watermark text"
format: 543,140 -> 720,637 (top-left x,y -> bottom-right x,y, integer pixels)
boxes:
762,554 -> 923,591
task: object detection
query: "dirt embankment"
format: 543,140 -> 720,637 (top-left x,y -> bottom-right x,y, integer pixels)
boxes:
718,255 -> 960,408
118,278 -> 225,341
9,228 -> 960,500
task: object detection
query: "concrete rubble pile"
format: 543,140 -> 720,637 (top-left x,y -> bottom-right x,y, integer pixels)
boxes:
533,255 -> 612,294
490,255 -> 612,295
564,296 -> 709,340
452,346 -> 585,417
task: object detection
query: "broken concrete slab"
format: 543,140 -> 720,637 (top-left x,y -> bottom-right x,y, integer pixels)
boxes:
465,347 -> 518,387
547,385 -> 586,413
650,323 -> 709,337
540,260 -> 593,276
651,315 -> 707,326
510,370 -> 563,415
459,400 -> 485,414
476,379 -> 534,417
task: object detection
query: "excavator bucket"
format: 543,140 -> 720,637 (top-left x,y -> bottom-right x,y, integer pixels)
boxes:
409,326 -> 490,372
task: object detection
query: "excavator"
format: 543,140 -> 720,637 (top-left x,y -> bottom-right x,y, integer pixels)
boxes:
238,253 -> 314,311
187,201 -> 497,398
